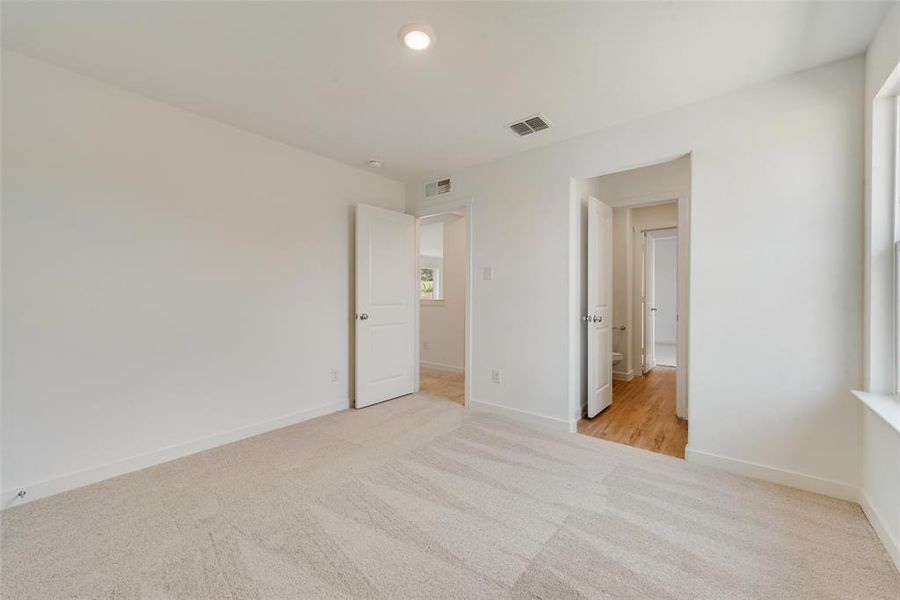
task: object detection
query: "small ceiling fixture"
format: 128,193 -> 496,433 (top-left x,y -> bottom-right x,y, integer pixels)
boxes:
368,159 -> 383,169
398,24 -> 434,51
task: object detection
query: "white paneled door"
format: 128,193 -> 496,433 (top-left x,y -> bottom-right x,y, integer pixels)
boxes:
587,197 -> 613,418
355,204 -> 416,408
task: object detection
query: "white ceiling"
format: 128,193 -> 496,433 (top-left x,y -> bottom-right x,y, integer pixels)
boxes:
1,1 -> 891,182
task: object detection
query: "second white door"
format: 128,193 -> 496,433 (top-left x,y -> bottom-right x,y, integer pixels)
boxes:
587,197 -> 613,418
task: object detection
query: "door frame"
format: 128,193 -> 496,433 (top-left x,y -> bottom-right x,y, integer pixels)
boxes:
641,227 -> 677,375
412,196 -> 474,406
627,197 -> 689,420
641,229 -> 657,375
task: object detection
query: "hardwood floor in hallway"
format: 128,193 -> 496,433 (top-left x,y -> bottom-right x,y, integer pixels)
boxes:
578,367 -> 687,458
420,367 -> 465,405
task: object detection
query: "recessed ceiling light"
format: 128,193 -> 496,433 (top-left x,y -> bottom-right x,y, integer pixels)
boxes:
368,159 -> 383,169
398,24 -> 434,51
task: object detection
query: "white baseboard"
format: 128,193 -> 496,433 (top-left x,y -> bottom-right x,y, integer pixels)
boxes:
469,398 -> 575,433
613,369 -> 634,381
860,489 -> 900,572
420,361 -> 464,374
684,446 -> 859,502
1,399 -> 348,509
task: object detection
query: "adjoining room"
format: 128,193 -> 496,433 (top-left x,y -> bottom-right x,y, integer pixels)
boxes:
575,157 -> 689,458
418,211 -> 467,405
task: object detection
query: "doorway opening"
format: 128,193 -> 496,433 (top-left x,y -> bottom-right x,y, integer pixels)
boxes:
574,156 -> 690,458
353,199 -> 472,410
414,198 -> 473,407
645,228 -> 677,369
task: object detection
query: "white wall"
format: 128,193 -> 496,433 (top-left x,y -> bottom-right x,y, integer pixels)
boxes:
420,215 -> 466,371
408,56 -> 865,498
653,236 -> 677,345
1,52 -> 406,506
862,409 -> 900,570
419,220 -> 444,259
860,4 -> 900,571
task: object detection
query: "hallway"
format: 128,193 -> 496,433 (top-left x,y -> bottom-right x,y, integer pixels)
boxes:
420,367 -> 464,405
578,367 -> 686,458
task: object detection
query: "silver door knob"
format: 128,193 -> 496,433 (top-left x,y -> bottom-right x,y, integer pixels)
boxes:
592,315 -> 602,323
359,313 -> 369,320
650,308 -> 657,312
582,315 -> 591,322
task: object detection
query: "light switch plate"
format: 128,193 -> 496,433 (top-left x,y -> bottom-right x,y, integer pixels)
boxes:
483,266 -> 494,280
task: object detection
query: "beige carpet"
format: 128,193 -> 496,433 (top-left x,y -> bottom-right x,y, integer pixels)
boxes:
2,393 -> 898,599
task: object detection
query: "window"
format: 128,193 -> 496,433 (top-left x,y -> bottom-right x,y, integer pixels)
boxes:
867,88 -> 900,396
894,95 -> 900,394
420,266 -> 441,300
419,220 -> 444,302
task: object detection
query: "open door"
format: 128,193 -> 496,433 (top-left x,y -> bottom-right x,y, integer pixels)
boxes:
642,233 -> 657,374
355,204 -> 416,408
586,197 -> 613,418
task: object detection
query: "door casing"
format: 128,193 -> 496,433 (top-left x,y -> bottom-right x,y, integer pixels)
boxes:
632,216 -> 688,419
412,196 -> 474,406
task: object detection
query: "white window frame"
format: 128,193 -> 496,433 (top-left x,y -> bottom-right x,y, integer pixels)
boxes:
894,95 -> 900,394
864,73 -> 900,399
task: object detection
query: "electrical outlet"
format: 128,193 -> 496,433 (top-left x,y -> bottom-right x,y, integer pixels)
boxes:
423,340 -> 430,351
491,369 -> 502,384
330,368 -> 339,382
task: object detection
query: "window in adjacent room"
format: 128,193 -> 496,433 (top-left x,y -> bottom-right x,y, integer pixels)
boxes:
419,219 -> 444,302
420,263 -> 441,300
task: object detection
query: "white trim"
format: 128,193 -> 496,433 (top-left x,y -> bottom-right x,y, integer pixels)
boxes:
864,66 -> 900,394
613,369 -> 634,381
413,196 -> 474,407
469,398 -> 576,433
860,489 -> 900,573
420,361 -> 464,374
605,189 -> 688,210
1,399 -> 347,509
853,390 -> 900,434
685,446 -> 858,502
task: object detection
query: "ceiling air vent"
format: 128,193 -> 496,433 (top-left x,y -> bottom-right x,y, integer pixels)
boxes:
425,178 -> 451,197
508,114 -> 551,136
